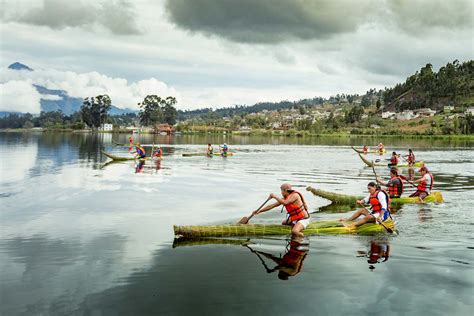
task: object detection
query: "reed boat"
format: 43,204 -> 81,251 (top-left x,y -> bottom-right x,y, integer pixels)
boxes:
358,153 -> 424,168
351,146 -> 386,155
182,152 -> 234,157
173,219 -> 395,238
102,151 -> 160,161
306,186 -> 444,205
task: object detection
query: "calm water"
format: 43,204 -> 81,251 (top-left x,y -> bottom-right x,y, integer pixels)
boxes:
1,132 -> 473,315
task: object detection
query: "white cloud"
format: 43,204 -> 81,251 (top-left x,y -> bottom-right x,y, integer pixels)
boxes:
0,79 -> 41,113
0,67 -> 178,111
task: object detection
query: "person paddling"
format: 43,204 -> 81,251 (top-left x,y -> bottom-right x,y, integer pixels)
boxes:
339,182 -> 391,229
404,149 -> 416,167
220,143 -> 229,157
377,143 -> 385,154
363,145 -> 369,154
207,143 -> 214,157
409,166 -> 434,202
388,151 -> 399,167
153,147 -> 163,159
376,167 -> 404,198
252,183 -> 310,238
133,143 -> 146,159
128,134 -> 134,152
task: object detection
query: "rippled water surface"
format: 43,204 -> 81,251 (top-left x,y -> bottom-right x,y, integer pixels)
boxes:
1,132 -> 473,315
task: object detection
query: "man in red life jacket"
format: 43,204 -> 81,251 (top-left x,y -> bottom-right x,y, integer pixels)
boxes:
128,134 -> 134,152
404,149 -> 416,167
252,183 -> 310,238
376,167 -> 404,198
410,166 -> 434,202
389,151 -> 399,167
339,182 -> 390,229
153,147 -> 163,159
363,145 -> 369,154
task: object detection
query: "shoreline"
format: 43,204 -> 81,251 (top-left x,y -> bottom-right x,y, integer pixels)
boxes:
1,128 -> 473,139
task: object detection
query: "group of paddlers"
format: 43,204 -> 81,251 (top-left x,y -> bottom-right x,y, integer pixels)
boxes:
206,143 -> 230,157
250,146 -> 435,237
128,135 -> 163,159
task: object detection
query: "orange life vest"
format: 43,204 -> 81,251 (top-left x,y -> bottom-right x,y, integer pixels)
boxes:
369,189 -> 390,213
284,191 -> 308,222
388,176 -> 404,198
417,173 -> 434,192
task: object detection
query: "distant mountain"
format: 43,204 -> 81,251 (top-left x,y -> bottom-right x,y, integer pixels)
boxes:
8,62 -> 33,71
4,62 -> 137,116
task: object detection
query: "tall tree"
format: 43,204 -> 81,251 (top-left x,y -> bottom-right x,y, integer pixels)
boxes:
80,94 -> 112,128
138,95 -> 177,126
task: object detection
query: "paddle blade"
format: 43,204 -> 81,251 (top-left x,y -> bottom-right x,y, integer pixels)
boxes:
237,216 -> 250,224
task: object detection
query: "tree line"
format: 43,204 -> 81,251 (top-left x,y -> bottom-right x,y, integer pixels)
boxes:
0,94 -> 177,129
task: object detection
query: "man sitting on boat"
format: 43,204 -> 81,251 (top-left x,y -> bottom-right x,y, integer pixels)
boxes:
252,183 -> 310,238
207,143 -> 213,156
133,143 -> 146,159
153,147 -> 163,159
409,166 -> 434,201
404,149 -> 416,167
388,151 -> 399,167
128,135 -> 134,152
339,182 -> 391,229
220,143 -> 229,157
376,167 -> 404,198
363,145 -> 369,154
378,143 -> 385,154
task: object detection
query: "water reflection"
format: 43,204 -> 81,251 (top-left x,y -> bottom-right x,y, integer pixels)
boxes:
245,239 -> 309,280
357,237 -> 391,270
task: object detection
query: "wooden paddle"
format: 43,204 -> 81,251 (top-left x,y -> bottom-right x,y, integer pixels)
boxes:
238,197 -> 272,224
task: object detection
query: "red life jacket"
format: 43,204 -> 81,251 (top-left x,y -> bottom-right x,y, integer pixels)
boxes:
369,189 -> 390,213
408,153 -> 415,164
284,191 -> 308,222
417,173 -> 434,192
390,155 -> 398,165
388,176 -> 404,198
153,148 -> 162,157
363,146 -> 368,154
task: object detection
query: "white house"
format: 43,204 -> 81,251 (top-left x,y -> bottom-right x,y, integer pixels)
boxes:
416,108 -> 437,117
99,123 -> 113,131
396,110 -> 416,120
444,106 -> 454,113
381,111 -> 396,119
465,107 -> 474,115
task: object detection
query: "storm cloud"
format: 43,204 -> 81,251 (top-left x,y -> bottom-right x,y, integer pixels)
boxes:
165,0 -> 473,44
3,0 -> 141,35
165,0 -> 376,43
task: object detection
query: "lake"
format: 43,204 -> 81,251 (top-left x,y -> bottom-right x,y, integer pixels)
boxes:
1,132 -> 473,315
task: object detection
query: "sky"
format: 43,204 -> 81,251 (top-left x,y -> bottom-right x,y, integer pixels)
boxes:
0,0 -> 473,113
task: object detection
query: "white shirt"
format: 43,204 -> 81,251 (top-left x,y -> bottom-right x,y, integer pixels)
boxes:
422,173 -> 432,194
363,191 -> 388,212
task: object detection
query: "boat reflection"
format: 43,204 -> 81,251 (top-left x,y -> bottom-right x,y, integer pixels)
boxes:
245,239 -> 309,280
357,237 -> 391,270
172,237 -> 309,280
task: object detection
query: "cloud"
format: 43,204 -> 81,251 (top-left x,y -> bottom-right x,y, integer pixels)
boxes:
2,0 -> 141,35
0,67 -> 178,112
165,0 -> 374,43
0,79 -> 42,113
386,0 -> 473,32
164,0 -> 473,44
